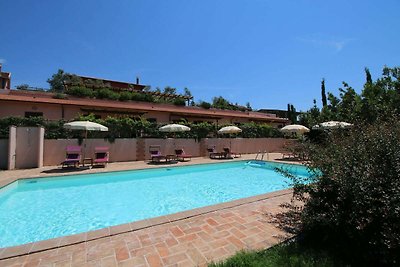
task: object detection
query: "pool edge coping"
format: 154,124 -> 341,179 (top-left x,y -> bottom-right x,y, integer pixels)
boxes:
0,188 -> 293,261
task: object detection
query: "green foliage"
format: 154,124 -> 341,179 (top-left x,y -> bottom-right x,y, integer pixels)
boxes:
131,92 -> 154,102
199,101 -> 211,109
118,91 -> 132,101
52,93 -> 67,99
95,88 -> 119,100
190,122 -> 216,140
47,69 -> 68,93
67,86 -> 94,98
365,67 -> 373,84
83,79 -> 106,89
300,66 -> 400,127
173,98 -> 186,106
183,87 -> 192,98
212,96 -> 232,110
245,102 -> 252,110
0,117 -> 69,139
240,122 -> 281,138
0,115 -> 282,140
287,104 -> 297,123
163,86 -> 177,95
209,241 -> 342,267
321,78 -> 327,107
288,118 -> 400,265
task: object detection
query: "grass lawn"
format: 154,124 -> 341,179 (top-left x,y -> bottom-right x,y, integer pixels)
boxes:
208,240 -> 348,267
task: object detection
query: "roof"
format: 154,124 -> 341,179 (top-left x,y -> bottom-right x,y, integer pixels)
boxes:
0,90 -> 289,123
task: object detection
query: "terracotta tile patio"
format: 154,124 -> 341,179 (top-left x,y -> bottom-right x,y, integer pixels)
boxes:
0,191 -> 293,267
0,154 -> 301,267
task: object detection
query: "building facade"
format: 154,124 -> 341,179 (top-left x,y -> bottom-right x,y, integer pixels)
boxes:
0,68 -> 288,126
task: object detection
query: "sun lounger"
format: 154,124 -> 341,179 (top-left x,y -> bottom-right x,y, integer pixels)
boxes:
61,146 -> 81,168
175,148 -> 192,161
207,147 -> 227,159
223,147 -> 241,158
93,146 -> 109,167
149,145 -> 166,163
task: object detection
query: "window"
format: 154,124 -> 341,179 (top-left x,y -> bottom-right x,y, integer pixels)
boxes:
25,112 -> 43,118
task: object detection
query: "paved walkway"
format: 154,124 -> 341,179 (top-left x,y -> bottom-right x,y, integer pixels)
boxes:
0,191 -> 292,267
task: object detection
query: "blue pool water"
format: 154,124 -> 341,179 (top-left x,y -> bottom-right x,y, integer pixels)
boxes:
0,161 -> 309,248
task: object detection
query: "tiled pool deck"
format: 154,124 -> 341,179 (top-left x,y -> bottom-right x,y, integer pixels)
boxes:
0,154 -> 301,267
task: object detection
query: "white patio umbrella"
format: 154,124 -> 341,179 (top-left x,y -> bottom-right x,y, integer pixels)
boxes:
64,121 -> 108,160
218,126 -> 242,150
159,124 -> 191,151
159,124 -> 191,133
312,121 -> 353,130
218,126 -> 242,134
280,124 -> 310,134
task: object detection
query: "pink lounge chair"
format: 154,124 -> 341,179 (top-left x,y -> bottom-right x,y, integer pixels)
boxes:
149,145 -> 166,163
94,147 -> 109,167
175,148 -> 192,161
61,146 -> 81,168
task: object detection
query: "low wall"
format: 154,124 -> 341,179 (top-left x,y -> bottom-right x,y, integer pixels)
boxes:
43,139 -> 137,166
0,139 -> 8,169
42,138 -> 292,166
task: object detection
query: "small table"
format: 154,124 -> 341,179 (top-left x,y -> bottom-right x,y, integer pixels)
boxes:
82,157 -> 93,167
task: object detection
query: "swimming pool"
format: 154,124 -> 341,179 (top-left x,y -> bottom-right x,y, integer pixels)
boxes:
0,161 -> 309,248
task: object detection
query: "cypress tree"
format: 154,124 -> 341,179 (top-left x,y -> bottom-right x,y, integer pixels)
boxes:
321,78 -> 327,107
365,67 -> 373,84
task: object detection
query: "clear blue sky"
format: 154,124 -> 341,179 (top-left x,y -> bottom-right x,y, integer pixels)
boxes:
1,0 -> 399,111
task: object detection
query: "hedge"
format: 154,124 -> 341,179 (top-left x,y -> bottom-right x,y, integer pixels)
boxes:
0,115 -> 282,140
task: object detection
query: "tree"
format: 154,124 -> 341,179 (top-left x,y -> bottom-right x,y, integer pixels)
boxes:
287,103 -> 298,123
183,87 -> 192,98
47,69 -> 68,93
246,102 -> 252,110
300,66 -> 400,126
365,67 -> 373,84
321,78 -> 327,107
212,96 -> 231,110
163,86 -> 176,95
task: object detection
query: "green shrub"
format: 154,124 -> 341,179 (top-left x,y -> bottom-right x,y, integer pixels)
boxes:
53,93 -> 67,99
199,101 -> 211,109
288,118 -> 400,265
119,91 -> 132,101
0,115 -> 283,140
95,88 -> 119,100
173,98 -> 186,106
67,86 -> 94,98
130,92 -> 154,102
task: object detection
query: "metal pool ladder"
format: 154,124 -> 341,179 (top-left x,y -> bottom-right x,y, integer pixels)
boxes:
255,150 -> 267,161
